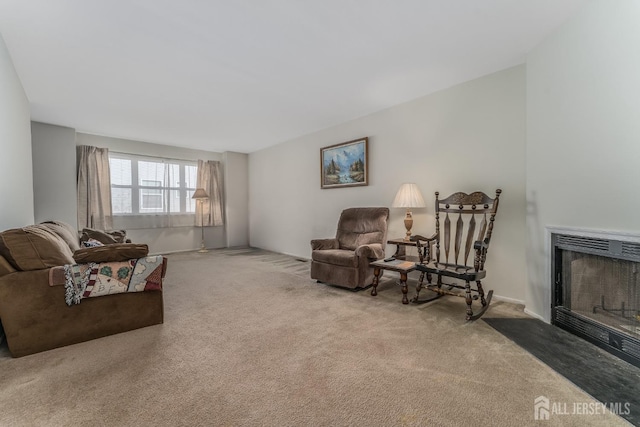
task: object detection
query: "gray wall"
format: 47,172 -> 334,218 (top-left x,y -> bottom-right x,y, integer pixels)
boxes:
223,151 -> 249,247
525,0 -> 640,321
31,122 -> 77,227
249,65 -> 527,302
0,32 -> 33,229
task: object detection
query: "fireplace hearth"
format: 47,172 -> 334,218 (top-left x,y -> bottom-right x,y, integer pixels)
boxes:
551,230 -> 640,367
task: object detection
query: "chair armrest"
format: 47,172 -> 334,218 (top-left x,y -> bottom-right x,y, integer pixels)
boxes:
410,232 -> 437,242
412,234 -> 437,263
355,243 -> 385,260
473,239 -> 489,251
310,238 -> 339,250
73,243 -> 149,263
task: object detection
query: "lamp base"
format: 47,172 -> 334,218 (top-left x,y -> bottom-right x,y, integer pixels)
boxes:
198,221 -> 208,253
403,210 -> 413,241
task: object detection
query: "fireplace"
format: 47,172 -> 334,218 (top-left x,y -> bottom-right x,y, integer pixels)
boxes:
551,230 -> 640,367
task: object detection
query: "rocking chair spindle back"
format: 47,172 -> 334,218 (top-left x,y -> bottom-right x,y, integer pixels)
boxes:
413,189 -> 501,320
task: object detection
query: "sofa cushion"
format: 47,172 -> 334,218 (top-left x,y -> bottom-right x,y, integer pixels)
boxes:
73,243 -> 149,264
80,228 -> 128,245
311,249 -> 358,268
0,225 -> 75,271
40,221 -> 80,251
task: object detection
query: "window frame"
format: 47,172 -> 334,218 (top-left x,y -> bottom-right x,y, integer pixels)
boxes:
109,152 -> 198,217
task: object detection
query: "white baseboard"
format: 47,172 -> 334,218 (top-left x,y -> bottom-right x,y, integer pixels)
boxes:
524,307 -> 548,323
149,248 -> 196,256
281,251 -> 310,261
150,246 -> 227,256
492,294 -> 524,305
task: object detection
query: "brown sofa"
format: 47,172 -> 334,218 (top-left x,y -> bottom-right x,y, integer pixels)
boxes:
0,222 -> 164,357
310,207 -> 389,289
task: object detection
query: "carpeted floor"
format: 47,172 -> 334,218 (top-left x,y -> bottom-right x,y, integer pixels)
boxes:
0,249 -> 631,426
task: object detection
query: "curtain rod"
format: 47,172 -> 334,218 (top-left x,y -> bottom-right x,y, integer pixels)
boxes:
109,150 -> 220,164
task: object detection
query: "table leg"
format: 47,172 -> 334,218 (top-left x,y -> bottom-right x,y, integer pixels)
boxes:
371,267 -> 381,296
394,244 -> 406,260
400,272 -> 408,304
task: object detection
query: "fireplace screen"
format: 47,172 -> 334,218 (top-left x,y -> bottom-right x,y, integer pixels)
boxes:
552,233 -> 640,367
560,250 -> 640,336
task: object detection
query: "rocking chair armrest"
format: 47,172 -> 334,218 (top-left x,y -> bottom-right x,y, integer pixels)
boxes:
310,238 -> 339,251
410,232 -> 437,243
355,243 -> 385,260
411,233 -> 437,263
473,239 -> 490,251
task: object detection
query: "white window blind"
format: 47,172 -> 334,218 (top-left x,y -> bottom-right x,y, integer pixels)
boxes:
109,152 -> 198,229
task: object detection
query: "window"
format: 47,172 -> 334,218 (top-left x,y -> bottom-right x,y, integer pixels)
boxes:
109,153 -> 198,228
140,179 -> 162,212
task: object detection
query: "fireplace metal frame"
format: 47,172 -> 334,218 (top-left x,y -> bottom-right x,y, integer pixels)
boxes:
551,232 -> 640,368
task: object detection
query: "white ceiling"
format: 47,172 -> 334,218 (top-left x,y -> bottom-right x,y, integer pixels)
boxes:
0,0 -> 584,153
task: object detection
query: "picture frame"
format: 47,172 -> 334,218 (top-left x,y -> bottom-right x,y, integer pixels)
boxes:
320,137 -> 368,189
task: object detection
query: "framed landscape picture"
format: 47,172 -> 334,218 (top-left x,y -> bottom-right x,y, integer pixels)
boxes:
320,137 -> 368,189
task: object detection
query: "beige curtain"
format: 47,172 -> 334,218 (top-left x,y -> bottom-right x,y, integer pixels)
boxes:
77,145 -> 113,230
196,160 -> 224,226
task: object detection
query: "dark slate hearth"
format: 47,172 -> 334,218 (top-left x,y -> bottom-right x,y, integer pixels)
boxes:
484,317 -> 640,426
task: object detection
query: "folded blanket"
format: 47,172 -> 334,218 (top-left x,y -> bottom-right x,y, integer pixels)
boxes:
63,256 -> 165,306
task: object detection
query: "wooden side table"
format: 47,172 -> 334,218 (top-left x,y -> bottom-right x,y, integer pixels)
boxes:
387,237 -> 425,261
370,258 -> 417,304
369,238 -> 432,304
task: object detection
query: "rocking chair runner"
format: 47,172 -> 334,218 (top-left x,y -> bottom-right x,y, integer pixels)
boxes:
412,189 -> 502,320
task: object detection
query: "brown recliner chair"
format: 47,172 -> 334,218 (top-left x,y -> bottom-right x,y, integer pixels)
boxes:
310,207 -> 389,289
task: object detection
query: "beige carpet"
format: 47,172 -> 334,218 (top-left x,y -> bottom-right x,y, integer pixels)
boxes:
0,249 -> 630,426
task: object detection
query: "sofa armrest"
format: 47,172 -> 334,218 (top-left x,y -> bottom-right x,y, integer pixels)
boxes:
355,243 -> 385,260
310,238 -> 339,251
73,243 -> 149,264
49,254 -> 167,287
0,255 -> 16,278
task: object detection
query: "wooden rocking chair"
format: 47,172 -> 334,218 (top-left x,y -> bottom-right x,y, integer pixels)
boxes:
412,189 -> 502,320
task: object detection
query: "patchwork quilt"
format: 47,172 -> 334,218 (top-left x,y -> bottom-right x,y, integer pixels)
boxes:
64,256 -> 164,306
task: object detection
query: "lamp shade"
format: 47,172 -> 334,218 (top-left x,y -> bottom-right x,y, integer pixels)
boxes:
391,183 -> 426,208
192,188 -> 209,199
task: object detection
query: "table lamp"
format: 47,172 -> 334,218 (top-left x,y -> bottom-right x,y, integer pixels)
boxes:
391,183 -> 426,241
